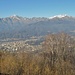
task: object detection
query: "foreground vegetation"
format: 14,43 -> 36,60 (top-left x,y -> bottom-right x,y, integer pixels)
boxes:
0,33 -> 75,75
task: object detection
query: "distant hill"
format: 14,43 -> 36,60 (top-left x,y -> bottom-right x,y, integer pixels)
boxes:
0,15 -> 75,39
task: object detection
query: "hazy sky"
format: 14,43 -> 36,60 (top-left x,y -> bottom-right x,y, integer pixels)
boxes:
0,0 -> 75,18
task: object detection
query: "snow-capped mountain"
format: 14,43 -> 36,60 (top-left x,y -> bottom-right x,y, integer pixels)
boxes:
49,14 -> 74,19
0,15 -> 75,39
9,15 -> 22,20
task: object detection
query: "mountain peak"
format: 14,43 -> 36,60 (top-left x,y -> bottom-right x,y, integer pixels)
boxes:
49,14 -> 71,19
10,14 -> 19,18
9,15 -> 22,20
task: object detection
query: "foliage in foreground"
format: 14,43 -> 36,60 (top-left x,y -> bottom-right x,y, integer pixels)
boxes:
0,33 -> 75,75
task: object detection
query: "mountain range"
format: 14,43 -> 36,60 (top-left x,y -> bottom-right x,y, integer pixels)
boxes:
0,15 -> 75,39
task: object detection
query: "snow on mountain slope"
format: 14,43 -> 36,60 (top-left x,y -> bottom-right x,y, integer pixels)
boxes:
49,14 -> 73,19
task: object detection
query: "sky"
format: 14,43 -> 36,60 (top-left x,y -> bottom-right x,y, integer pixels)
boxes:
0,0 -> 75,18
